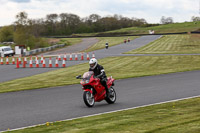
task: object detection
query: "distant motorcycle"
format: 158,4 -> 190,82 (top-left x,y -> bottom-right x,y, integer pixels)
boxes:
105,42 -> 109,49
76,71 -> 116,107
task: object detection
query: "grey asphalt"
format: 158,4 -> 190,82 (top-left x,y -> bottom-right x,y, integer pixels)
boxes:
3,34 -> 199,131
1,70 -> 200,131
41,38 -> 99,55
0,35 -> 161,83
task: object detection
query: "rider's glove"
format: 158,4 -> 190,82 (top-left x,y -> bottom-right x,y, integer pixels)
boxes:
93,75 -> 100,79
96,75 -> 100,78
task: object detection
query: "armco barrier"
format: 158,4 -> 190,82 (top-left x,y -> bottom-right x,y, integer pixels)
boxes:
24,44 -> 66,56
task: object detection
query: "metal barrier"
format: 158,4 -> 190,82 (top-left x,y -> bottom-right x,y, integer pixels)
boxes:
25,44 -> 66,56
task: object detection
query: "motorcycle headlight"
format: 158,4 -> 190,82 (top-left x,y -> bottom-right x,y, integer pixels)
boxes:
81,80 -> 89,84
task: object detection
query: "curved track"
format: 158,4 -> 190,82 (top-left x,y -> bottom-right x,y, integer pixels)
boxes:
0,35 -> 160,82
2,35 -> 199,131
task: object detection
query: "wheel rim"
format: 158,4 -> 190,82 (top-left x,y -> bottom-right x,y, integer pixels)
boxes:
109,88 -> 116,102
86,92 -> 94,105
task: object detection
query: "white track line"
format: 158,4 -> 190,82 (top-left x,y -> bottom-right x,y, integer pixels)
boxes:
1,95 -> 200,133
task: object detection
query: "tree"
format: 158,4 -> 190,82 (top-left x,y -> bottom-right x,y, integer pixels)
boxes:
46,13 -> 58,35
160,16 -> 166,24
97,17 -> 119,31
0,26 -> 14,42
59,13 -> 81,35
14,11 -> 48,49
59,13 -> 69,34
12,11 -> 150,36
14,12 -> 30,46
15,11 -> 28,26
28,18 -> 46,37
165,17 -> 173,24
160,16 -> 174,24
113,14 -> 123,20
191,16 -> 200,22
66,13 -> 81,32
88,14 -> 101,23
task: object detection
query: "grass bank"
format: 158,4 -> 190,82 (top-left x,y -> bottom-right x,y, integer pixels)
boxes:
126,34 -> 200,54
106,22 -> 200,35
57,38 -> 82,46
1,55 -> 200,93
6,96 -> 200,133
84,36 -> 138,52
74,22 -> 200,36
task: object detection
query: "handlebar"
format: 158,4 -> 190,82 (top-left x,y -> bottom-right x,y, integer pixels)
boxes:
76,75 -> 82,79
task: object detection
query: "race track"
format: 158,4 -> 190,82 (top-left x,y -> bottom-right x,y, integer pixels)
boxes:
0,35 -> 160,82
0,71 -> 200,131
1,35 -> 200,132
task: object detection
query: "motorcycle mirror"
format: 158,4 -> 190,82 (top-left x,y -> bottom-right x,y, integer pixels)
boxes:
76,75 -> 81,79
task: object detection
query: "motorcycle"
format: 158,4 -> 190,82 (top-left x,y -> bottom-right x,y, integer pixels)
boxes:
105,43 -> 109,49
76,71 -> 116,107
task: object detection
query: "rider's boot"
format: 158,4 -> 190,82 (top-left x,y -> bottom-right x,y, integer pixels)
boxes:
105,85 -> 110,97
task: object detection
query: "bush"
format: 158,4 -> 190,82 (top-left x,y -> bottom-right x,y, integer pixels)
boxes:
0,26 -> 14,42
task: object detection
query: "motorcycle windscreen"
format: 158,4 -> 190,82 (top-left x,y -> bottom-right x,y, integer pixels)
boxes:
82,71 -> 94,79
81,71 -> 94,84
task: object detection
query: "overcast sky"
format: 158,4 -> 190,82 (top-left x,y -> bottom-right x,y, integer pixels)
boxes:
0,0 -> 199,26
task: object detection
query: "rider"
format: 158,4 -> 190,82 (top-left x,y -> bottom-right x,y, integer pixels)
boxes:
89,58 -> 109,96
105,42 -> 109,49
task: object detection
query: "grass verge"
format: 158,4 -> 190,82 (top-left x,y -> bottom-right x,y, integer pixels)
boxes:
74,22 -> 200,36
57,38 -> 82,46
5,97 -> 200,133
125,34 -> 200,54
84,36 -> 138,52
106,22 -> 200,35
1,55 -> 200,93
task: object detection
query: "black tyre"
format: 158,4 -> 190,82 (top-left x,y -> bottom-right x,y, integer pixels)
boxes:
83,91 -> 95,107
105,87 -> 116,104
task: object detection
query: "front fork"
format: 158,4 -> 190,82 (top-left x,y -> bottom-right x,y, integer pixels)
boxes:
83,87 -> 94,95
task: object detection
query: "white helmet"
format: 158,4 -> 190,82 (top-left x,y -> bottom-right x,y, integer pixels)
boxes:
89,58 -> 98,70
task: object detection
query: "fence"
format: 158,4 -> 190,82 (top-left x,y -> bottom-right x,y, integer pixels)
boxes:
24,44 -> 66,56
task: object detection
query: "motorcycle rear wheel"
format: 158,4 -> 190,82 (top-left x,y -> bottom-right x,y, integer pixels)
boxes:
83,91 -> 95,107
105,87 -> 116,104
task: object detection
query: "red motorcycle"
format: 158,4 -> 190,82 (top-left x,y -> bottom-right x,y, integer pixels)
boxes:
76,71 -> 116,107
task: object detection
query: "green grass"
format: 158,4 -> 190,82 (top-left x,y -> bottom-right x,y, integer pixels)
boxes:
84,36 -> 138,52
126,34 -> 200,54
72,32 -> 98,37
1,55 -> 200,93
6,97 -> 200,133
74,22 -> 200,36
106,22 -> 200,35
58,38 -> 82,46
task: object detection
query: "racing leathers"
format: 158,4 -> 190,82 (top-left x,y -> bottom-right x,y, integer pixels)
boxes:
89,64 -> 109,94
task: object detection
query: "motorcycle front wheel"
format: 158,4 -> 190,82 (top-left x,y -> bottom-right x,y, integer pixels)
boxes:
105,87 -> 116,104
83,91 -> 95,107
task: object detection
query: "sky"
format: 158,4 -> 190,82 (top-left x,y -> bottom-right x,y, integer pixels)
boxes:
0,0 -> 199,26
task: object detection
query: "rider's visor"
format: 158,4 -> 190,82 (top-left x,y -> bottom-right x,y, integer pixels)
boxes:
90,63 -> 95,68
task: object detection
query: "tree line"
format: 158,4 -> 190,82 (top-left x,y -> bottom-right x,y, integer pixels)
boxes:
0,11 -> 199,49
21,12 -> 148,36
0,11 -> 150,49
